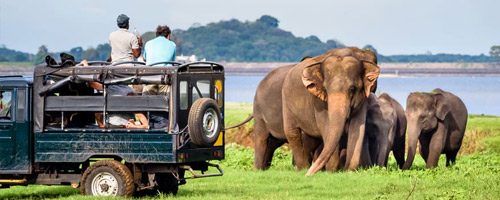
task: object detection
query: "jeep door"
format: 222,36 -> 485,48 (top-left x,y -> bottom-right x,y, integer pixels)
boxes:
0,88 -> 30,174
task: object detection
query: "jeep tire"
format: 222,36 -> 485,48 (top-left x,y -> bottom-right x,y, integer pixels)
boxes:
188,98 -> 222,147
80,160 -> 135,197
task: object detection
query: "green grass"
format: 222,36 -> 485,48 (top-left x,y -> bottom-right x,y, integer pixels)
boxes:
1,103 -> 499,199
224,102 -> 253,126
0,62 -> 34,67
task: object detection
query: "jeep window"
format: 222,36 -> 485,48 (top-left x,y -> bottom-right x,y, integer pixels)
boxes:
214,79 -> 223,107
180,81 -> 188,110
0,90 -> 12,121
192,80 -> 210,103
16,89 -> 26,122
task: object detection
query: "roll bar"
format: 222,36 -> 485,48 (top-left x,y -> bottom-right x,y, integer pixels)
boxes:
111,61 -> 146,66
149,61 -> 182,66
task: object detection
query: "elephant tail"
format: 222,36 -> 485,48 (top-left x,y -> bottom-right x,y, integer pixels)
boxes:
225,114 -> 254,130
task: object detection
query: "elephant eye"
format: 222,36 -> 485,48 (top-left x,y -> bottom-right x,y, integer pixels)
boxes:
349,86 -> 356,94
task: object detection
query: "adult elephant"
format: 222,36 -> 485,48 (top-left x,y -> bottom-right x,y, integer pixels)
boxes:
228,48 -> 378,171
366,93 -> 406,168
282,49 -> 380,175
402,88 -> 468,169
226,62 -> 322,170
252,64 -> 322,170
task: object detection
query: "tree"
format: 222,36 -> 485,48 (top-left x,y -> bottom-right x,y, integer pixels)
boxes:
96,44 -> 111,61
69,47 -> 84,61
81,47 -> 99,61
489,45 -> 500,59
14,54 -> 28,62
256,15 -> 279,28
34,45 -> 49,64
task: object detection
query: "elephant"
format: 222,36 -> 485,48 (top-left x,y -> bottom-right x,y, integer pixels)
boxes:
227,61 -> 322,170
252,64 -> 306,170
402,88 -> 468,169
282,47 -> 380,175
365,93 -> 406,168
227,47 -> 378,171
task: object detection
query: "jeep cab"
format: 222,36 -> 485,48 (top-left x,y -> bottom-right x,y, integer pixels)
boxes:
0,60 -> 225,196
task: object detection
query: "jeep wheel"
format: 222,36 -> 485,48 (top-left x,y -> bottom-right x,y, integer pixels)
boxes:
188,98 -> 221,147
80,160 -> 135,197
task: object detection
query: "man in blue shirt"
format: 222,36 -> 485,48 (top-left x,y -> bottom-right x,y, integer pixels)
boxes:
143,25 -> 176,66
142,25 -> 176,129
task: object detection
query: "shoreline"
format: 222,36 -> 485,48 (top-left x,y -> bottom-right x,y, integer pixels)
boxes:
2,62 -> 500,77
222,62 -> 500,76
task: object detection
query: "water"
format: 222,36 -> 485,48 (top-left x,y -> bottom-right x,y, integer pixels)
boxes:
226,76 -> 500,116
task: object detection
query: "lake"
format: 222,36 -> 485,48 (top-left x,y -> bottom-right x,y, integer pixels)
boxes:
226,76 -> 500,116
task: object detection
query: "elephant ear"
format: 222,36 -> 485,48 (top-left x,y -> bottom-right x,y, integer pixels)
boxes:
434,93 -> 451,120
301,56 -> 313,62
362,61 -> 380,98
301,58 -> 327,101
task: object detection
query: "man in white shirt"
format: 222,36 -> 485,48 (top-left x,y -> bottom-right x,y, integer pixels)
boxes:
109,14 -> 143,63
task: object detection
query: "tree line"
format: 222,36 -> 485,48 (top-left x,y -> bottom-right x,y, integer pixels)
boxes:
1,15 -> 499,64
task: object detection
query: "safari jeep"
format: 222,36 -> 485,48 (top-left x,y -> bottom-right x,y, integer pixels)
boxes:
0,60 -> 225,197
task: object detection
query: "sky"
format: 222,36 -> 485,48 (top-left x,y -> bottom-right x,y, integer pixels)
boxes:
0,0 -> 499,55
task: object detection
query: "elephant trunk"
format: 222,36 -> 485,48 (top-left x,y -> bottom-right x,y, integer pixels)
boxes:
376,133 -> 389,167
306,94 -> 349,176
402,123 -> 421,170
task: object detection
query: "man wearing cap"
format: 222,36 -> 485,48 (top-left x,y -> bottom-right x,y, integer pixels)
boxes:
109,14 -> 143,63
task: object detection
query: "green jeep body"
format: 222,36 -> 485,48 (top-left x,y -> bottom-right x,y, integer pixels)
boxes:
0,61 -> 225,196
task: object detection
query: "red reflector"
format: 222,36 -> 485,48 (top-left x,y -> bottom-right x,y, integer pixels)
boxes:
213,151 -> 217,157
185,153 -> 189,159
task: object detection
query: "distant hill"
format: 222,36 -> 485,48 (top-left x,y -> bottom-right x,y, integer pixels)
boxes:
1,15 -> 498,63
142,15 -> 345,62
0,46 -> 33,62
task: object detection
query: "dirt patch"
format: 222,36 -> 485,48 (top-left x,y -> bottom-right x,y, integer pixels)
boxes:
226,124 -> 254,148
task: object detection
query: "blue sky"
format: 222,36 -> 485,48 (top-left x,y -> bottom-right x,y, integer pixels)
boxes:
0,0 -> 499,55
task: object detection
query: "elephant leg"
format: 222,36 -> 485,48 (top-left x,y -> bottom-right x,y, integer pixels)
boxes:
325,145 -> 340,171
283,109 -> 311,170
262,136 -> 285,169
345,103 -> 371,170
253,117 -> 272,170
446,150 -> 458,167
339,148 -> 347,170
368,136 -> 378,166
302,134 -> 322,165
312,143 -> 323,162
392,135 -> 405,169
426,124 -> 448,168
418,133 -> 431,163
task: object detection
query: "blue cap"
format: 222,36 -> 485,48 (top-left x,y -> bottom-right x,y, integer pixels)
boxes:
117,14 -> 130,27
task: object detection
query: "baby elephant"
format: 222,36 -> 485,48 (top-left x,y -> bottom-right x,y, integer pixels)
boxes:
366,93 -> 407,169
403,88 -> 468,169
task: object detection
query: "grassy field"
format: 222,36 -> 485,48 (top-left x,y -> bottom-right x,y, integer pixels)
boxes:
0,103 -> 499,199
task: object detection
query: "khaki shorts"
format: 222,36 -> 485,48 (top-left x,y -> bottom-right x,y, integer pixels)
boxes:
142,84 -> 170,96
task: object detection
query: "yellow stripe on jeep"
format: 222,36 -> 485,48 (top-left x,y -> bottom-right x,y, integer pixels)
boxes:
214,132 -> 223,146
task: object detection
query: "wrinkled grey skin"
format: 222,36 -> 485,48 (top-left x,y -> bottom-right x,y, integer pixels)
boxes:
252,65 -> 291,170
403,88 -> 468,169
230,47 -> 378,172
378,93 -> 407,169
250,63 -> 322,170
366,93 -> 406,168
252,64 -> 323,169
282,47 -> 380,175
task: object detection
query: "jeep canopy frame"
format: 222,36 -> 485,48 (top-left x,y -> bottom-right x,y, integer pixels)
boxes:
32,61 -> 224,133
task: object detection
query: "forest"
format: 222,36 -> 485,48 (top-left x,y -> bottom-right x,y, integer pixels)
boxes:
0,15 -> 498,64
